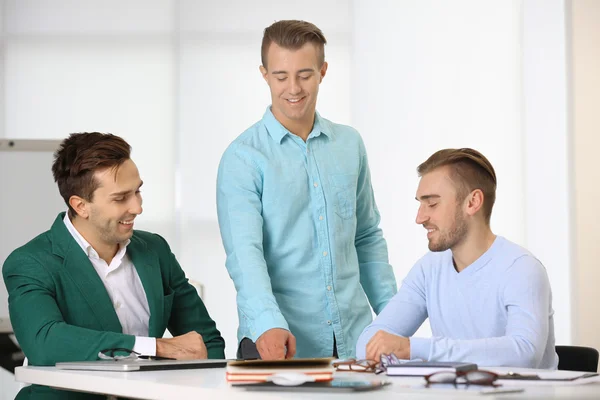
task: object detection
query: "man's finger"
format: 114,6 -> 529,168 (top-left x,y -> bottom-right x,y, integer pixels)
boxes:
285,334 -> 296,359
366,337 -> 377,360
367,341 -> 380,361
271,348 -> 285,360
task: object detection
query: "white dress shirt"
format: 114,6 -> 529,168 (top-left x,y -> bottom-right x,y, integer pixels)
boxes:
63,214 -> 156,356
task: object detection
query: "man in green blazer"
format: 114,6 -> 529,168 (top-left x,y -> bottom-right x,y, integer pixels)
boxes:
2,132 -> 225,399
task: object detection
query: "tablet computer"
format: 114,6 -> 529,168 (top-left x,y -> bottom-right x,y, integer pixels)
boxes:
56,358 -> 228,372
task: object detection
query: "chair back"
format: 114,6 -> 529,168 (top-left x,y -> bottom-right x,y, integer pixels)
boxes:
556,345 -> 599,372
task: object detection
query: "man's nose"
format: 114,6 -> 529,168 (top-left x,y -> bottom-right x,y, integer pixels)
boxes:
415,205 -> 428,225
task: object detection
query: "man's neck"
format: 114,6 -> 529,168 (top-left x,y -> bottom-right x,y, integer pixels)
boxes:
451,225 -> 496,272
272,109 -> 315,142
71,217 -> 119,264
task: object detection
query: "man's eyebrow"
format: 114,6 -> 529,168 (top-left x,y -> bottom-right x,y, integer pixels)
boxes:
415,194 -> 441,201
271,68 -> 315,75
110,181 -> 143,197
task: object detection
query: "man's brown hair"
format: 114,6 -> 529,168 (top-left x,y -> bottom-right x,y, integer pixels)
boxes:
261,20 -> 327,69
417,148 -> 497,224
52,132 -> 131,218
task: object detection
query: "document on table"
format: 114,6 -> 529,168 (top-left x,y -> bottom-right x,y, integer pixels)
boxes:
496,370 -> 600,386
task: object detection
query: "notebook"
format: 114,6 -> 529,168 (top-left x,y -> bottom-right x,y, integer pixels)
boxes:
226,358 -> 335,383
55,358 -> 228,372
386,361 -> 478,376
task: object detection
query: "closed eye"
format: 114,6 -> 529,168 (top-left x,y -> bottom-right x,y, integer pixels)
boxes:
428,203 -> 438,208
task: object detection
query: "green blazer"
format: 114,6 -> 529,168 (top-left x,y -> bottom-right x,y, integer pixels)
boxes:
3,213 -> 225,399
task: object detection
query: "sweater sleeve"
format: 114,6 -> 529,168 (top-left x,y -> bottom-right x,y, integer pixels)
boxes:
356,260 -> 428,359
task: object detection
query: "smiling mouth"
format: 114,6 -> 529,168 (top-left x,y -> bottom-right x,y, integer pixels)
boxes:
424,226 -> 436,238
286,97 -> 305,104
119,219 -> 134,225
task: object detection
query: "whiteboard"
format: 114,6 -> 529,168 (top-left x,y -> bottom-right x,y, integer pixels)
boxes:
0,139 -> 65,321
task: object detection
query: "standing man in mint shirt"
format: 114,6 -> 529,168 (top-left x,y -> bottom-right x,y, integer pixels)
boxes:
217,20 -> 397,360
356,148 -> 558,369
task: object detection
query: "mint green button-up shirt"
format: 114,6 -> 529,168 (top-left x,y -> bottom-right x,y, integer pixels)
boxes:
217,107 -> 397,358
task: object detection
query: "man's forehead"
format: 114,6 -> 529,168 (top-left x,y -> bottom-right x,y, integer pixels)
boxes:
93,161 -> 140,189
266,43 -> 320,68
416,167 -> 456,197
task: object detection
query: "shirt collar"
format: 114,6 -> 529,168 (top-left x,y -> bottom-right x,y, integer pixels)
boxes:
262,106 -> 333,144
63,212 -> 130,260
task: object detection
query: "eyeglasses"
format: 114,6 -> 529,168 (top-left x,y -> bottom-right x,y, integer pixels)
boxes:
425,370 -> 499,387
332,359 -> 379,373
333,353 -> 402,374
98,348 -> 174,361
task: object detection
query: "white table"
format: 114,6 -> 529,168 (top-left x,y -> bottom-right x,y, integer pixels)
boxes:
14,366 -> 600,399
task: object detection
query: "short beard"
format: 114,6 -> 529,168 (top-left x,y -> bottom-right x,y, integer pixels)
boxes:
428,206 -> 468,252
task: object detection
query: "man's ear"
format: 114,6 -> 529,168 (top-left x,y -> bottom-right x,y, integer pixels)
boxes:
465,189 -> 484,217
259,65 -> 268,82
319,61 -> 328,83
69,195 -> 89,219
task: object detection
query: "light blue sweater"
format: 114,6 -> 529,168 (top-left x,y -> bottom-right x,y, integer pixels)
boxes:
356,236 -> 558,369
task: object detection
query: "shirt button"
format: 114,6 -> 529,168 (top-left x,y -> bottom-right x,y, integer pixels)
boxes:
114,301 -> 121,310
323,251 -> 328,257
327,285 -> 332,291
313,182 -> 318,188
319,215 -> 324,220
327,320 -> 332,325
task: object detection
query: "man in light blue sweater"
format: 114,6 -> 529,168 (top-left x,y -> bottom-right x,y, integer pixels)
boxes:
356,148 -> 558,369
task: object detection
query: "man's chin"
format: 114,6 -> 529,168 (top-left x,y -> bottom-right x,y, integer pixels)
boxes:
116,231 -> 134,243
428,241 -> 449,252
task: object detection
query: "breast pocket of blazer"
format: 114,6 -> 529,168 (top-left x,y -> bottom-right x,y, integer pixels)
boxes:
330,173 -> 358,220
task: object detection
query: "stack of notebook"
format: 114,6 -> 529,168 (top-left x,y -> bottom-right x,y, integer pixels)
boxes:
226,358 -> 335,384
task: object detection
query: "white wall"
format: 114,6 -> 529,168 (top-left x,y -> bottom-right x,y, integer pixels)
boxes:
522,0 -> 571,345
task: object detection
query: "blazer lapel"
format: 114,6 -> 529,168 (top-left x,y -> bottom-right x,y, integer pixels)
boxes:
50,213 -> 123,333
128,236 -> 165,338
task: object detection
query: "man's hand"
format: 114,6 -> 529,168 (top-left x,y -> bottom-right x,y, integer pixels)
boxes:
156,331 -> 208,360
366,330 -> 410,360
255,328 -> 296,360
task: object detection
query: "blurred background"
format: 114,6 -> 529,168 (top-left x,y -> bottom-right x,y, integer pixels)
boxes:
0,0 -> 599,395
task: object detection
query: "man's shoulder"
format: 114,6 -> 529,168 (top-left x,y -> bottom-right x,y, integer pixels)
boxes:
493,236 -> 544,273
220,120 -> 269,162
407,250 -> 452,278
419,249 -> 452,267
4,231 -> 52,264
230,120 -> 266,147
131,230 -> 168,248
319,115 -> 362,139
2,231 -> 54,279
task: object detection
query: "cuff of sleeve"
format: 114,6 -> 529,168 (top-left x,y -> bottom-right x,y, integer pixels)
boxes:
410,337 -> 432,361
133,336 -> 157,356
250,311 -> 289,342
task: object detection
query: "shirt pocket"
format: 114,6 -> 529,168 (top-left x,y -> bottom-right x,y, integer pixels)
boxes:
330,173 -> 357,220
